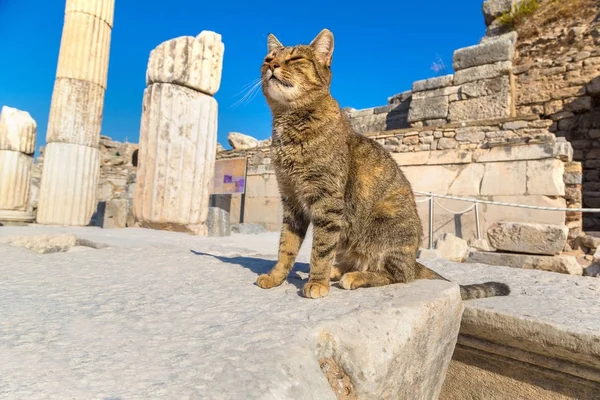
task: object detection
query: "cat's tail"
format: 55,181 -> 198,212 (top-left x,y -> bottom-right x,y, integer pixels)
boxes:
415,262 -> 510,300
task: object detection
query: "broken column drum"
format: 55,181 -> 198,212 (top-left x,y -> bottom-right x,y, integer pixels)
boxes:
0,106 -> 37,222
36,0 -> 115,226
134,31 -> 224,235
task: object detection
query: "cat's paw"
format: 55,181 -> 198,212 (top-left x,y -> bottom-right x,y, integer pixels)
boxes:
302,281 -> 330,299
329,265 -> 343,282
256,274 -> 283,289
340,272 -> 366,290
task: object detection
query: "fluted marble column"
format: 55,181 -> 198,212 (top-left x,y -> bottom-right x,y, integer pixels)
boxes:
134,31 -> 224,235
37,0 -> 114,226
0,106 -> 37,222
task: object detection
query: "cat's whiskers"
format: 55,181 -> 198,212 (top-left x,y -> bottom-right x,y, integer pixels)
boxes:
231,78 -> 264,108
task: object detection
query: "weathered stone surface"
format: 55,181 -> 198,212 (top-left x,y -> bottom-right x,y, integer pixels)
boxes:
0,226 -> 464,400
448,91 -> 511,122
468,238 -> 495,252
466,251 -> 583,275
482,0 -> 516,25
387,90 -> 412,105
0,233 -> 107,254
0,106 -> 37,154
481,161 -> 526,195
526,159 -> 565,196
412,86 -> 459,100
487,222 -> 568,255
453,38 -> 515,70
45,78 -> 105,147
454,61 -> 512,85
0,151 -> 34,212
408,96 -> 449,122
434,233 -> 470,262
134,83 -> 217,236
480,30 -> 518,45
459,76 -> 510,99
473,142 -> 573,163
55,2 -> 114,88
146,31 -> 224,96
102,199 -> 128,229
37,143 -> 100,226
424,258 -> 600,399
206,207 -> 231,237
448,164 -> 485,195
417,248 -> 441,259
227,132 -> 260,150
437,138 -> 458,150
231,223 -> 267,234
412,75 -> 454,92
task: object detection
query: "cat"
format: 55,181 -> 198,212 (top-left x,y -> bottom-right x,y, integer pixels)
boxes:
256,28 -> 510,300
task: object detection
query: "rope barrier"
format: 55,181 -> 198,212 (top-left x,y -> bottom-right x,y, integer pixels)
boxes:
433,200 -> 476,215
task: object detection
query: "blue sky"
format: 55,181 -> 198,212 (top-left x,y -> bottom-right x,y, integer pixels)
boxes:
0,0 -> 486,152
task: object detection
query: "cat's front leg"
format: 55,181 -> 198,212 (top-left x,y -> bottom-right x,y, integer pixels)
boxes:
257,204 -> 309,289
303,198 -> 345,299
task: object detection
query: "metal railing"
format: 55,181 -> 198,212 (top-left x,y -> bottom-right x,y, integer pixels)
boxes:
414,191 -> 600,250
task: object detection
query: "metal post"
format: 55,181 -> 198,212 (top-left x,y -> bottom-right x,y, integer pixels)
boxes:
474,201 -> 481,240
428,192 -> 434,249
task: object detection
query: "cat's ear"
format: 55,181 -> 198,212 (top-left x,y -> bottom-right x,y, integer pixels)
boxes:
309,29 -> 334,66
267,33 -> 284,52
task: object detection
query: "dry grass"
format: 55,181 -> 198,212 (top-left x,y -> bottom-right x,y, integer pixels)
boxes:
517,0 -> 599,39
498,0 -> 541,30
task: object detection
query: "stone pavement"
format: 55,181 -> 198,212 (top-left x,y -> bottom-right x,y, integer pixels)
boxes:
1,226 -> 599,399
0,226 -> 463,399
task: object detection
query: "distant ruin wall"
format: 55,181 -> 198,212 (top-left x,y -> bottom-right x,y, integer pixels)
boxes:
216,118 -> 580,246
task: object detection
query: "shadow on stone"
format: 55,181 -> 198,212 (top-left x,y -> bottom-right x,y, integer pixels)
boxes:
190,250 -> 309,290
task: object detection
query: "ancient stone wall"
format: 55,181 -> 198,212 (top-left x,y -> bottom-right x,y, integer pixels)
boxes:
512,6 -> 600,230
216,118 -> 580,246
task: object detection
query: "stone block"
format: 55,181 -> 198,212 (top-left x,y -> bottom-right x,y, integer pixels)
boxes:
0,150 -> 34,211
387,90 -> 412,105
454,61 -> 512,85
466,251 -> 583,275
437,138 -> 458,150
348,112 -> 387,134
448,164 -> 485,195
412,86 -> 459,100
45,78 -> 105,147
459,76 -> 510,99
134,83 -> 217,235
448,91 -> 512,122
564,96 -> 593,113
454,127 -> 486,143
102,199 -> 128,229
401,165 -> 458,195
483,195 -> 566,234
453,38 -> 515,70
227,132 -> 259,150
480,161 -> 526,195
146,31 -> 224,96
526,159 -> 565,196
206,207 -> 231,236
428,149 -> 472,165
391,151 -> 430,166
434,233 -> 470,262
37,143 -> 100,226
487,222 -> 568,256
231,223 -> 267,234
468,238 -> 495,252
412,75 -> 454,92
0,106 -> 37,154
473,142 -> 573,163
482,0 -> 516,25
408,96 -> 449,122
417,248 -> 441,259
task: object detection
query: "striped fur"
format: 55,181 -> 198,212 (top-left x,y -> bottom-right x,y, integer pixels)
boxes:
255,29 -> 511,300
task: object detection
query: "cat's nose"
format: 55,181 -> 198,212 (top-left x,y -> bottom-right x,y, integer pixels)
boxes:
269,61 -> 280,71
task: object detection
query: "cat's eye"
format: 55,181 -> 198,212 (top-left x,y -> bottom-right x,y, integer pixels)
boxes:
286,56 -> 304,62
264,57 -> 274,64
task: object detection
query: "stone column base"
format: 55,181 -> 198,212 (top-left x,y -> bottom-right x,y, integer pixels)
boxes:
0,209 -> 35,223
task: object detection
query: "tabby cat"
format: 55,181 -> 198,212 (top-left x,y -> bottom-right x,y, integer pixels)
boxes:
256,28 -> 510,300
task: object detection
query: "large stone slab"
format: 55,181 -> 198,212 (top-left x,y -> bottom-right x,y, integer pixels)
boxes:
412,75 -> 454,92
146,31 -> 225,96
466,250 -> 582,275
473,141 -> 573,163
408,96 -> 449,122
526,159 -> 565,196
482,0 -> 516,25
480,161 -> 526,195
453,37 -> 515,70
0,226 -> 464,400
454,61 -> 512,85
227,132 -> 259,150
448,91 -> 512,121
423,259 -> 600,399
487,222 -> 568,255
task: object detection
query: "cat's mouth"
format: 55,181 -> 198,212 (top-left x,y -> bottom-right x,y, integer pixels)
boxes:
269,75 -> 293,88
